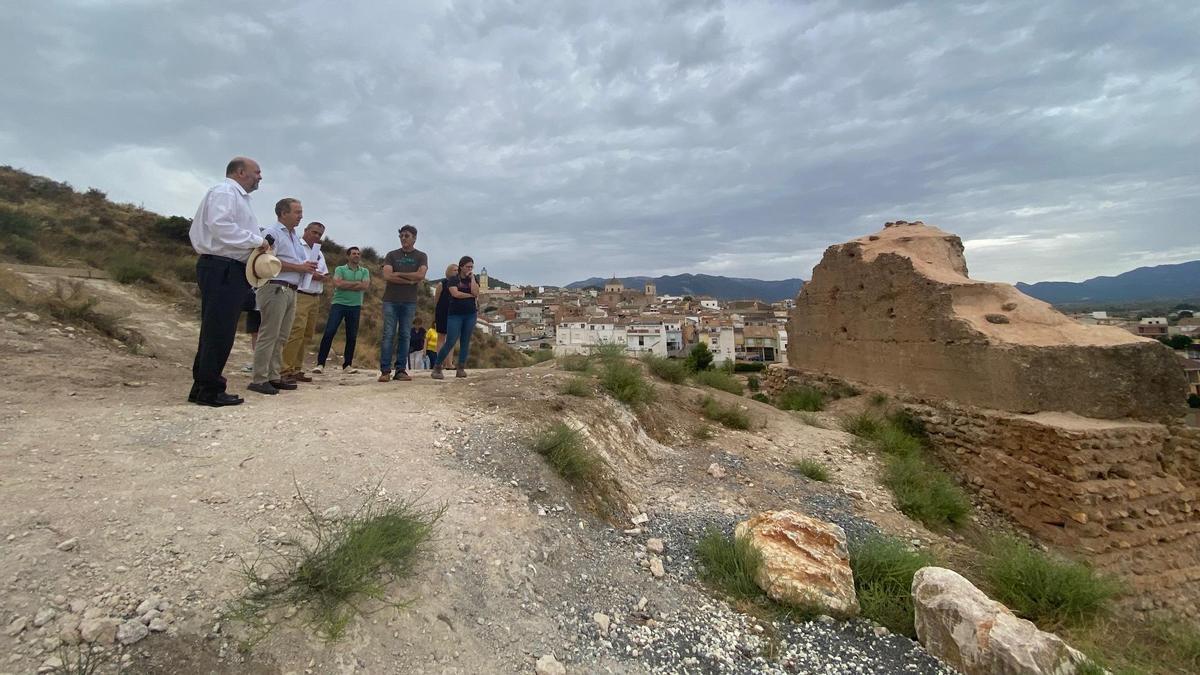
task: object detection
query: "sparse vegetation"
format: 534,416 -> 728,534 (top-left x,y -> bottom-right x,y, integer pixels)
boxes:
684,342 -> 714,373
230,482 -> 443,643
775,385 -> 824,412
599,358 -> 656,405
750,392 -> 770,403
52,642 -> 104,675
734,361 -> 766,372
642,353 -> 688,384
792,459 -> 830,482
849,535 -> 935,637
747,374 -> 760,392
794,411 -> 822,427
526,349 -> 555,364
869,392 -> 889,406
701,396 -> 751,430
693,424 -> 715,440
981,535 -> 1120,630
693,368 -> 743,395
695,528 -> 821,622
588,342 -> 626,363
531,422 -> 601,484
842,409 -> 970,529
558,353 -> 590,372
107,250 -> 154,284
559,377 -> 592,397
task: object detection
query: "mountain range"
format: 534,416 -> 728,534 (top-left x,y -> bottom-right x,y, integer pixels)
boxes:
1015,261 -> 1200,305
565,274 -> 805,302
564,261 -> 1200,305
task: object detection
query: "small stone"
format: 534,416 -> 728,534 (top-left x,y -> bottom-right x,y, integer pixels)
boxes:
707,463 -> 726,479
535,654 -> 566,675
79,617 -> 119,644
56,538 -> 78,551
645,538 -> 665,554
34,607 -> 56,627
117,619 -> 149,645
592,612 -> 610,636
1070,512 -> 1088,524
649,557 -> 665,579
1001,302 -> 1018,312
135,598 -> 157,615
874,625 -> 890,637
630,513 -> 649,525
5,616 -> 27,636
984,313 -> 1010,324
148,618 -> 169,633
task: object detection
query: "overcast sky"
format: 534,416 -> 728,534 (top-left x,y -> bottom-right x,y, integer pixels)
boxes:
1,1 -> 1197,286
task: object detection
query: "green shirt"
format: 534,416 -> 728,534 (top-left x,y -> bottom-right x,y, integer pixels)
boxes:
331,264 -> 369,307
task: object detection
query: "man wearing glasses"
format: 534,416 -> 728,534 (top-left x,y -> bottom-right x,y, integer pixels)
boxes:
378,224 -> 427,382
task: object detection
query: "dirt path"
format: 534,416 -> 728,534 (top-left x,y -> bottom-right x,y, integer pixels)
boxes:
0,307 -> 957,674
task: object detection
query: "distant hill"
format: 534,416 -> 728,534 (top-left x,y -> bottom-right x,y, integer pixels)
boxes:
1016,261 -> 1200,305
566,274 -> 804,302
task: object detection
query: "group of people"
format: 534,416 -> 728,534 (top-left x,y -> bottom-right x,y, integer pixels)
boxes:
187,156 -> 480,407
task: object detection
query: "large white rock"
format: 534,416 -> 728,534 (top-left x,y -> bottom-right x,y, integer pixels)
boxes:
734,510 -> 858,616
912,567 -> 1091,675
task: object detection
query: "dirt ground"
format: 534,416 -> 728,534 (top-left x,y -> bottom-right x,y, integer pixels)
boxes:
0,277 -> 963,674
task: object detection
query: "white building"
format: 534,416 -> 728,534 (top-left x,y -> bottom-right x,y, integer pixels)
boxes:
625,322 -> 668,356
700,299 -> 721,310
555,319 -> 624,355
697,326 -> 736,365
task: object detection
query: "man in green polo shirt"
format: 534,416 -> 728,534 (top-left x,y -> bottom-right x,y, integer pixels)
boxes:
314,246 -> 370,373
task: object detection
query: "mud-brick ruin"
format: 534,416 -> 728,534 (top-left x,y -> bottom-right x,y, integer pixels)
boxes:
774,221 -> 1200,615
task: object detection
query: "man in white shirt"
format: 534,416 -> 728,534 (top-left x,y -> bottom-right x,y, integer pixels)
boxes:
281,221 -> 329,381
188,157 -> 268,407
249,198 -> 318,395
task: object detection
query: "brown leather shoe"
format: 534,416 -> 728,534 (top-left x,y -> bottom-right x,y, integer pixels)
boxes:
270,379 -> 298,390
293,372 -> 313,383
431,366 -> 444,380
378,372 -> 391,382
393,370 -> 412,382
455,367 -> 467,378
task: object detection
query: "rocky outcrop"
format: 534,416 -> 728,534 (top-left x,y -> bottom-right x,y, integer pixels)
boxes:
734,510 -> 858,616
912,567 -> 1091,675
786,221 -> 1185,422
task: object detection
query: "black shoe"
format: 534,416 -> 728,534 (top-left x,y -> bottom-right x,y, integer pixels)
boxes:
194,389 -> 243,403
248,381 -> 279,395
270,379 -> 298,390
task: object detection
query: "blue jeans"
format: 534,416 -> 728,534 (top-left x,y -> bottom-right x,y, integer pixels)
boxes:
379,301 -> 416,373
317,303 -> 361,367
435,312 -> 476,368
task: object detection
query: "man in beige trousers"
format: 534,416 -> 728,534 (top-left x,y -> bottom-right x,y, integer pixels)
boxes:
281,221 -> 328,382
249,198 -> 316,395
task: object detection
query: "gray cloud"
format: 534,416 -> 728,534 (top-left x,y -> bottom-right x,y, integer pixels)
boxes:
1,0 -> 1197,286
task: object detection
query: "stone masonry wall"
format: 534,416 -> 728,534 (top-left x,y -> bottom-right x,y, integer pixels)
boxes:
764,364 -> 1200,616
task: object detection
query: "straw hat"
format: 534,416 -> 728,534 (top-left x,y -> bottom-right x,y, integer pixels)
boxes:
246,249 -> 282,288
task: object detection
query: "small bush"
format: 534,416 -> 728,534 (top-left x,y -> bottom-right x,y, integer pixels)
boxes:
0,204 -> 40,237
873,426 -> 924,457
887,409 -> 927,440
982,535 -> 1121,629
841,412 -> 884,438
153,215 -> 192,243
792,459 -> 830,482
701,396 -> 751,430
734,361 -> 766,373
642,354 -> 688,384
526,350 -> 555,364
795,411 -> 822,427
849,536 -> 935,637
532,422 -> 601,483
559,354 -> 590,372
750,392 -> 770,403
559,378 -> 592,397
3,236 -> 41,263
600,359 -> 655,405
696,528 -> 764,602
869,392 -> 889,406
694,369 -> 743,395
231,483 -> 443,643
588,342 -> 626,362
883,454 -> 971,529
684,342 -> 714,372
107,252 -> 154,284
693,425 -> 715,440
776,386 -> 824,412
747,374 -> 760,392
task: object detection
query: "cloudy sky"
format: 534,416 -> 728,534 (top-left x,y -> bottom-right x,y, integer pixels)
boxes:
1,1 -> 1197,286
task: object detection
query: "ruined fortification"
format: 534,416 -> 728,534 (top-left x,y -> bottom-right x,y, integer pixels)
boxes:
778,221 -> 1200,615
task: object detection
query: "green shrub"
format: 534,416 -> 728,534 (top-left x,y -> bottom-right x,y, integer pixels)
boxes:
559,378 -> 592,397
776,386 -> 824,412
701,396 -> 751,430
869,392 -> 889,406
0,204 -> 39,237
849,535 -> 935,637
231,485 -> 442,643
733,361 -> 766,372
599,359 -> 655,405
694,369 -> 743,395
887,409 -> 927,440
559,353 -> 590,372
3,236 -> 41,263
684,342 -> 714,372
873,426 -> 924,457
153,215 -> 192,243
795,411 -> 822,427
695,528 -> 764,602
172,257 -> 197,281
747,375 -> 760,392
750,392 -> 770,404
532,422 -> 601,483
588,342 -> 626,362
526,350 -> 555,364
642,354 -> 688,384
883,453 -> 971,529
107,252 -> 154,284
841,412 -> 884,438
792,459 -> 830,482
982,535 -> 1121,629
693,425 -> 715,440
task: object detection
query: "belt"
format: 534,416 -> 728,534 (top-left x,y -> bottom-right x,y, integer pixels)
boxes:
268,280 -> 298,290
199,254 -> 243,265
298,290 -> 320,296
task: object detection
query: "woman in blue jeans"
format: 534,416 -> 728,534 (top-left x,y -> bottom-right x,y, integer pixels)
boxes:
431,256 -> 479,379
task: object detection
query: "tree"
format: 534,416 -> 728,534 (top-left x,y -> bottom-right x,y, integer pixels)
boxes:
1163,334 -> 1193,350
685,342 -> 714,372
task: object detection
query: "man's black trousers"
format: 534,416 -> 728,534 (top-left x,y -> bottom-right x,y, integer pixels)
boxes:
191,255 -> 250,399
